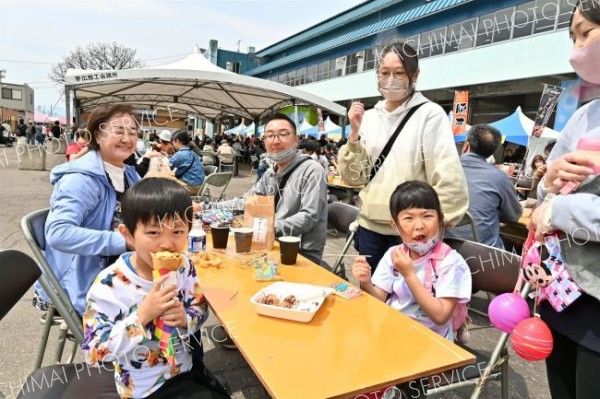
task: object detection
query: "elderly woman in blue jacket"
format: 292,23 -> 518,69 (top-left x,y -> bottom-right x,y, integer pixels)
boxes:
170,130 -> 205,195
33,104 -> 141,315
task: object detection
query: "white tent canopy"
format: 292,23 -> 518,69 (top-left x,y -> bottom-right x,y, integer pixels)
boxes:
64,47 -> 346,124
298,119 -> 315,133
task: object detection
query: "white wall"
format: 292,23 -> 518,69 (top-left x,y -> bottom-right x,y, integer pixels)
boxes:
298,30 -> 574,102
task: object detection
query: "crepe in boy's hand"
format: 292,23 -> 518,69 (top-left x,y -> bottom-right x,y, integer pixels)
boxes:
150,251 -> 182,271
150,251 -> 183,289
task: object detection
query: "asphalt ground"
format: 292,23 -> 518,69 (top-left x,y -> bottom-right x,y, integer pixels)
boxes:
0,145 -> 550,399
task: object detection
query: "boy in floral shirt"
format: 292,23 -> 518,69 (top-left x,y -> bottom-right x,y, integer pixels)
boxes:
83,178 -> 228,398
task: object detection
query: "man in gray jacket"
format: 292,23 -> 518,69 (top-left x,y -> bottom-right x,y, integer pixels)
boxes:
213,113 -> 327,265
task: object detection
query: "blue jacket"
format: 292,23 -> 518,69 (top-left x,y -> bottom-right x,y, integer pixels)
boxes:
170,147 -> 205,186
37,150 -> 140,315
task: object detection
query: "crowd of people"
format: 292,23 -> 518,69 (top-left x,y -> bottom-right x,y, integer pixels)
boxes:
28,1 -> 600,397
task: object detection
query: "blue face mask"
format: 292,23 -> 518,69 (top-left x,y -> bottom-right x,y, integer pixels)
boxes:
392,220 -> 440,256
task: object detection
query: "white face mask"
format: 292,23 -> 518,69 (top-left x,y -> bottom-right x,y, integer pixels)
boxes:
378,78 -> 411,101
267,145 -> 297,164
392,220 -> 440,256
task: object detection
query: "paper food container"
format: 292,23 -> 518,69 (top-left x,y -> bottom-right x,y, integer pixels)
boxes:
250,282 -> 334,323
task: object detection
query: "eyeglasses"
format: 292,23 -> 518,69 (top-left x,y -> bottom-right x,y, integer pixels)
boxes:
377,71 -> 407,80
264,131 -> 292,141
111,126 -> 139,138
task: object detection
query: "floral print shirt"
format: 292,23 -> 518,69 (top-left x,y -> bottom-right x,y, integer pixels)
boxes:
82,253 -> 208,398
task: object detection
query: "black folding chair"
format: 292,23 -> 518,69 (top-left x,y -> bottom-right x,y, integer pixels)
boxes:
21,209 -> 84,369
327,202 -> 359,280
425,238 -> 530,399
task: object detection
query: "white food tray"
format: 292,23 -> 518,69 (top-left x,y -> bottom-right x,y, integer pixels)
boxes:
250,282 -> 333,322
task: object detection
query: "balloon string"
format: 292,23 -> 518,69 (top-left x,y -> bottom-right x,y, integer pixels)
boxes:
533,287 -> 540,317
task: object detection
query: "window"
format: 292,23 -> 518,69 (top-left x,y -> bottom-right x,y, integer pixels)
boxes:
1,88 -> 22,100
286,70 -> 296,86
534,0 -> 559,34
458,19 -> 477,50
317,60 -> 331,81
297,67 -> 306,85
306,64 -> 317,83
345,52 -> 361,75
30,93 -> 34,105
332,56 -> 347,78
476,12 -> 495,46
557,0 -> 573,29
421,27 -> 446,57
513,3 -> 535,39
492,8 -> 513,43
445,22 -> 463,53
364,46 -> 380,71
477,8 -> 513,46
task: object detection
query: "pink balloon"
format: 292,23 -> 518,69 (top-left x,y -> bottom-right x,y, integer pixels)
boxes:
511,317 -> 554,361
488,293 -> 530,333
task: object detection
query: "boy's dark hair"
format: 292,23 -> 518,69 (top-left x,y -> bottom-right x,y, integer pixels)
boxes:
261,113 -> 297,135
389,180 -> 444,224
172,130 -> 190,145
466,124 -> 502,158
121,178 -> 193,235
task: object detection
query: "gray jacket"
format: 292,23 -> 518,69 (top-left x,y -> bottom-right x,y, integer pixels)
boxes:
221,152 -> 327,264
253,153 -> 327,264
538,99 -> 600,301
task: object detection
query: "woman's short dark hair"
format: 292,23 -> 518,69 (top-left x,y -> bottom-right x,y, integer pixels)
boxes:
570,0 -> 600,34
171,130 -> 190,145
389,180 -> 444,225
85,104 -> 137,151
530,155 -> 545,170
379,41 -> 419,88
121,178 -> 193,235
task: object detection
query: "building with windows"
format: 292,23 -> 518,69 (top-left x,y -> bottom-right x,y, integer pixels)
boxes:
243,0 -> 578,126
0,82 -> 34,130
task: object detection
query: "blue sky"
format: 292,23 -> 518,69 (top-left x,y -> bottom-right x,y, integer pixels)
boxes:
0,0 -> 364,116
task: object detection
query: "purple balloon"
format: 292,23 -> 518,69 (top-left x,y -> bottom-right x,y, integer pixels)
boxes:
488,293 -> 530,333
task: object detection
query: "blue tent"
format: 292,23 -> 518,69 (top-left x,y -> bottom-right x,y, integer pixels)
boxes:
454,107 -> 559,145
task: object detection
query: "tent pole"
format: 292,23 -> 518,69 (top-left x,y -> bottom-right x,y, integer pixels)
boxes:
341,115 -> 347,140
65,85 -> 71,139
254,116 -> 259,137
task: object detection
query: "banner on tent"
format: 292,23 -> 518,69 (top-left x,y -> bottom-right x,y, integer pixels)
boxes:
451,91 -> 469,135
532,85 -> 563,138
317,108 -> 325,133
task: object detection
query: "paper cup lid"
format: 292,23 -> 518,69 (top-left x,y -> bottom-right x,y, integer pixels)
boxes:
279,236 -> 300,243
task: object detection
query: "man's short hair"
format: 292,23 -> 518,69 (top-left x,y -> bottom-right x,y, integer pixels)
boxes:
262,113 -> 297,135
466,124 -> 502,158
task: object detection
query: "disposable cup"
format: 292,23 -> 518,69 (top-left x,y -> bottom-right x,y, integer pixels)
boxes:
279,236 -> 301,265
211,224 -> 230,249
234,228 -> 253,253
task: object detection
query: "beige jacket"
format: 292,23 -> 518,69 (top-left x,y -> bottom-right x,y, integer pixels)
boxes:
338,93 -> 468,235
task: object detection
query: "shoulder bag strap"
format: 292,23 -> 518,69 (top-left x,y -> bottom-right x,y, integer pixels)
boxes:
175,149 -> 196,178
275,158 -> 311,209
370,102 -> 427,182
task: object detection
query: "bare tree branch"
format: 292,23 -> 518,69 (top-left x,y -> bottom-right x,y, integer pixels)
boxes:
49,42 -> 143,83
